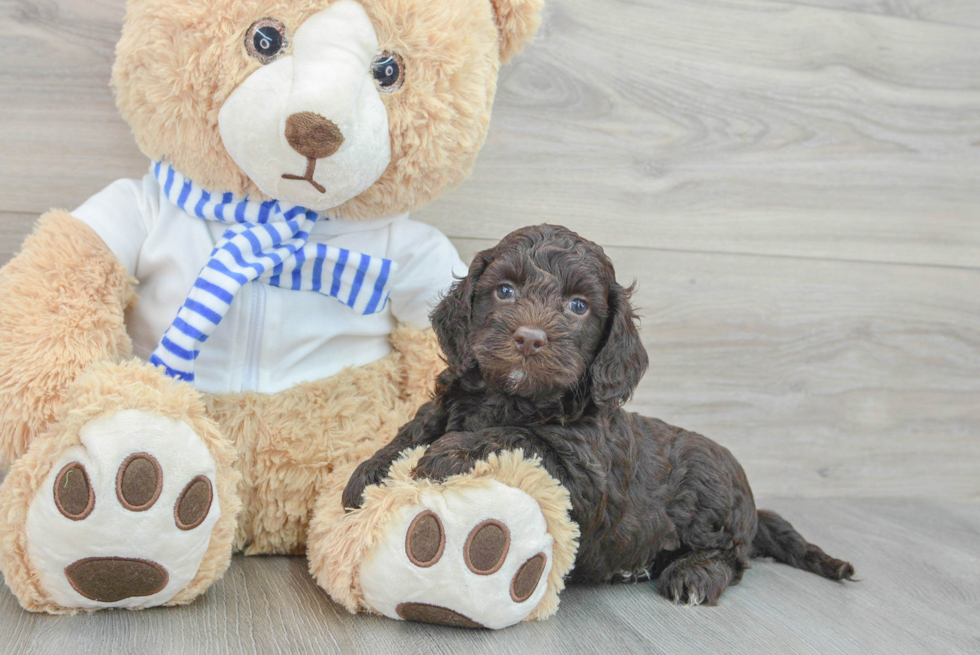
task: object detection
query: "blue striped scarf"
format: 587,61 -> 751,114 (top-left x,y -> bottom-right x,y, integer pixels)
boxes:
148,161 -> 397,383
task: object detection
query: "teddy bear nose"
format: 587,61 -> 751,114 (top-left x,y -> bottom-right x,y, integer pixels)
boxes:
513,326 -> 548,357
285,111 -> 345,159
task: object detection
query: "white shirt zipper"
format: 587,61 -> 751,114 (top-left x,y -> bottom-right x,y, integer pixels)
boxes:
241,281 -> 266,392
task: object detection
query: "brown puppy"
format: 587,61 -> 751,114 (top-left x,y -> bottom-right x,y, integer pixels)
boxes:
344,224 -> 854,605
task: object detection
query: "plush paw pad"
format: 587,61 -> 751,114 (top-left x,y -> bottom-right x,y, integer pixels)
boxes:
65,557 -> 169,603
53,463 -> 95,520
405,510 -> 445,566
115,453 -> 163,511
359,481 -> 553,630
25,409 -> 220,609
395,602 -> 484,629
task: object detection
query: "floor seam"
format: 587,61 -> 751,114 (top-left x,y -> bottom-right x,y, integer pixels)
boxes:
446,234 -> 980,273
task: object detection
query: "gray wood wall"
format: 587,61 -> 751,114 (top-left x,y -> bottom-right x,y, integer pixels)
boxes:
1,0 -> 977,499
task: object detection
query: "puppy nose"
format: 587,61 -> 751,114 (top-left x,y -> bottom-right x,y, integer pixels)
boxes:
285,112 -> 344,159
514,326 -> 548,357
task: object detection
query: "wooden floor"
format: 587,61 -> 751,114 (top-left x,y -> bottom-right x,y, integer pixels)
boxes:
2,498 -> 978,654
0,0 -> 978,651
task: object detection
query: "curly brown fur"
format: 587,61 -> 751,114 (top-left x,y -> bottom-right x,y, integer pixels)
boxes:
344,224 -> 855,605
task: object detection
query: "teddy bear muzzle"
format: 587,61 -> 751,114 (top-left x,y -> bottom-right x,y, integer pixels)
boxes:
281,112 -> 346,193
218,0 -> 392,211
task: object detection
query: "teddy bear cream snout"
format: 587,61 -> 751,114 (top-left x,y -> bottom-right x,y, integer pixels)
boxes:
218,0 -> 392,211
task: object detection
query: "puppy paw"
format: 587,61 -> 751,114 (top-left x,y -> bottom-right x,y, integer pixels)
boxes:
23,409 -> 221,609
342,458 -> 391,511
657,552 -> 737,606
358,481 -> 554,629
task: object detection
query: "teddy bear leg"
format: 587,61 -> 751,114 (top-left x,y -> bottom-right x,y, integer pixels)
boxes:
307,448 -> 579,630
0,360 -> 241,613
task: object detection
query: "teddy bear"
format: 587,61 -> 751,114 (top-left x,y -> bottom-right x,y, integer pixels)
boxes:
0,0 -> 579,630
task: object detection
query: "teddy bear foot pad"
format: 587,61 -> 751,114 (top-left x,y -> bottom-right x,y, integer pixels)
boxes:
359,482 -> 554,630
23,409 -> 220,609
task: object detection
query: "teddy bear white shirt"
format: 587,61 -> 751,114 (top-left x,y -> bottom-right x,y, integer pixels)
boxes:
71,173 -> 466,395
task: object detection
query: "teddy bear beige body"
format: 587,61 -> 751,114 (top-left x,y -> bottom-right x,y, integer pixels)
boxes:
0,0 -> 578,630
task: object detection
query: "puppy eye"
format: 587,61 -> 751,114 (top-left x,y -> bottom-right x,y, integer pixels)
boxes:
372,52 -> 405,92
246,19 -> 288,64
495,284 -> 515,301
568,298 -> 589,315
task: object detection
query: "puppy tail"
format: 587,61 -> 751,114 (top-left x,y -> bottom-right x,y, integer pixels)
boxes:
751,509 -> 855,581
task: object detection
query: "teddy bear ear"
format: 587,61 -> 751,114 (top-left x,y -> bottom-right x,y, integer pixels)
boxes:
489,0 -> 545,63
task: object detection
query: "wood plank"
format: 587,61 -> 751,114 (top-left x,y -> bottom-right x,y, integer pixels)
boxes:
0,213 -> 35,267
783,0 -> 980,29
451,237 -> 980,499
1,0 -> 978,268
418,0 -> 980,268
0,498 -> 976,653
0,0 -> 145,214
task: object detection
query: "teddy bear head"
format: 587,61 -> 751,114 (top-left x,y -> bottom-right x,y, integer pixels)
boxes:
112,0 -> 543,219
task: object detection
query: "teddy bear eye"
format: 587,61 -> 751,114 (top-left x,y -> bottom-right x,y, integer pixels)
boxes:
371,52 -> 405,92
245,19 -> 288,65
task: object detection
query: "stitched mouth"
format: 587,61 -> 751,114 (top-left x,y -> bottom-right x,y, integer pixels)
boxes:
282,157 -> 326,193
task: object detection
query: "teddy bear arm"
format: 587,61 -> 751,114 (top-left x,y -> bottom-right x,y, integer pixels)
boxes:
0,211 -> 135,466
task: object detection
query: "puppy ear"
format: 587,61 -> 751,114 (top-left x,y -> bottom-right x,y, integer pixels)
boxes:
489,0 -> 545,64
590,283 -> 648,408
430,251 -> 492,374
